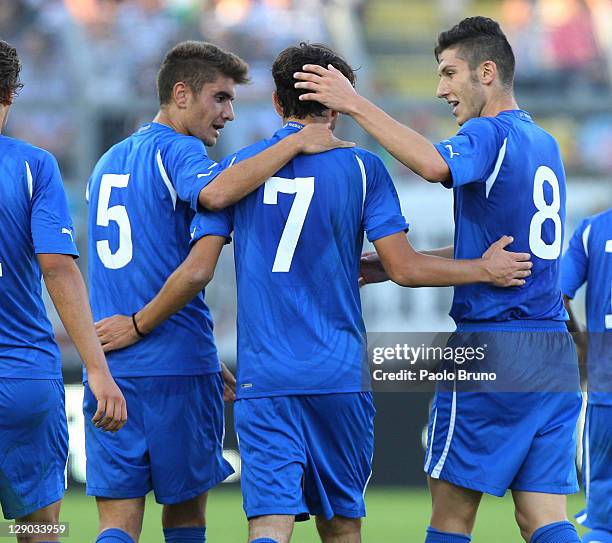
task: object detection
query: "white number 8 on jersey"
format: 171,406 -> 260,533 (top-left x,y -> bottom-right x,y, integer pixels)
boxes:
528,166 -> 562,260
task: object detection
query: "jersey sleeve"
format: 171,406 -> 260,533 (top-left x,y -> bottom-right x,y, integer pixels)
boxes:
30,151 -> 79,257
434,117 -> 503,188
162,137 -> 226,212
561,218 -> 590,299
360,152 -> 409,242
190,206 -> 234,248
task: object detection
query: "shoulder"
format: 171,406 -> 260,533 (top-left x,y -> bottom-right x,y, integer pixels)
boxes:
1,136 -> 58,169
328,147 -> 385,169
585,209 -> 612,236
91,137 -> 131,172
161,131 -> 206,155
590,208 -> 612,224
457,116 -> 505,140
220,136 -> 281,167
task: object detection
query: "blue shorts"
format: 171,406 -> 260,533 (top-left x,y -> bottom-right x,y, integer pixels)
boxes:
235,393 -> 374,520
0,379 -> 67,519
84,373 -> 233,504
576,404 -> 612,532
424,327 -> 582,497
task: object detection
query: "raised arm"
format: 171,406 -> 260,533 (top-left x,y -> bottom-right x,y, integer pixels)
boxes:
294,65 -> 450,183
372,233 -> 531,287
38,254 -> 127,432
199,122 -> 355,211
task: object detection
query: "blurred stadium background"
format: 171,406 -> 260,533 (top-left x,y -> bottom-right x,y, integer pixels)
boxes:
3,0 -> 610,540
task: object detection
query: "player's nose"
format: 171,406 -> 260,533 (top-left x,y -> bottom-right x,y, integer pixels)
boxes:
223,101 -> 235,122
436,79 -> 448,99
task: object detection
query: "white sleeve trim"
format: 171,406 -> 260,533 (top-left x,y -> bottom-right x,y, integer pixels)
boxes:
485,137 -> 507,198
25,161 -> 33,200
582,223 -> 592,257
156,149 -> 177,210
355,154 -> 367,217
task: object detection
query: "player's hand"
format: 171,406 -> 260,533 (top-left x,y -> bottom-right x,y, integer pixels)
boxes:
221,362 -> 236,402
88,369 -> 127,432
481,236 -> 532,287
95,314 -> 141,353
293,122 -> 355,154
359,251 -> 389,287
294,64 -> 360,115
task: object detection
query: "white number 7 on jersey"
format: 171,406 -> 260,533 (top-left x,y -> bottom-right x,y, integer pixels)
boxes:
263,176 -> 314,272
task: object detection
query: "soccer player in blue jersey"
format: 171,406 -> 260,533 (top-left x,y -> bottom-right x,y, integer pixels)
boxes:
562,209 -> 612,543
296,16 -> 584,543
97,43 -> 532,543
0,40 -> 126,541
86,41 -> 355,543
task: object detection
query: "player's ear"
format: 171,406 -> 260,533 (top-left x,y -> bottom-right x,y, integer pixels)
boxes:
272,91 -> 284,118
173,82 -> 189,109
480,60 -> 497,86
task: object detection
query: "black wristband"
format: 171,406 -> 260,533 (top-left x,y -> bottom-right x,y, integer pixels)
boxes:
132,312 -> 146,338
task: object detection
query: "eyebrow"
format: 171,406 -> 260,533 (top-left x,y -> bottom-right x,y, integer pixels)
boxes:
215,91 -> 235,100
438,65 -> 457,75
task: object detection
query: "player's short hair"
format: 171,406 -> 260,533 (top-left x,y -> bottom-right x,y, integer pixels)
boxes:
157,41 -> 249,105
435,16 -> 515,89
0,40 -> 23,106
273,42 -> 356,119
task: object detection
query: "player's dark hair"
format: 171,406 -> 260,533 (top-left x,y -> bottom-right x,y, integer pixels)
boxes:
273,42 -> 356,119
0,40 -> 23,106
157,41 -> 249,105
435,16 -> 515,89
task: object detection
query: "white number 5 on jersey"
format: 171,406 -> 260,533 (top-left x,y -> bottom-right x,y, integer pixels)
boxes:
96,173 -> 133,269
263,176 -> 314,272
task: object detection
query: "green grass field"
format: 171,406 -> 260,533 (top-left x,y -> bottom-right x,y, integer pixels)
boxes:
59,487 -> 586,542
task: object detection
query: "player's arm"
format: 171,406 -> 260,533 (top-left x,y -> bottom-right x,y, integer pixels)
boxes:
95,235 -> 226,352
560,218 -> 590,361
38,254 -> 127,432
294,64 -> 450,183
422,245 -> 454,258
359,245 -> 453,286
563,295 -> 583,334
563,295 -> 587,365
372,233 -> 531,287
199,122 -> 355,211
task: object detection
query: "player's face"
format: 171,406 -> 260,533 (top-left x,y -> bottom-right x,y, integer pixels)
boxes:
436,47 -> 486,126
186,75 -> 236,146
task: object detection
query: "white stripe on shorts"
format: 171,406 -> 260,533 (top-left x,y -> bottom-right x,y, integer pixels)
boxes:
431,381 -> 457,479
424,407 -> 438,472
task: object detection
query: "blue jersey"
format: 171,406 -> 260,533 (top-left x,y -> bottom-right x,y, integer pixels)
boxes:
87,122 -> 225,377
0,136 -> 78,379
192,122 -> 408,398
561,209 -> 612,405
434,110 -> 568,326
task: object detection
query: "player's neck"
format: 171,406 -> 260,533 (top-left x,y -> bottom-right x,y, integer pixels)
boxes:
153,109 -> 187,136
284,115 -> 330,126
479,93 -> 519,118
0,105 -> 9,134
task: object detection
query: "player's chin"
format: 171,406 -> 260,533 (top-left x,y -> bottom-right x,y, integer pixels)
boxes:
202,134 -> 218,147
455,108 -> 475,126
455,112 -> 467,126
